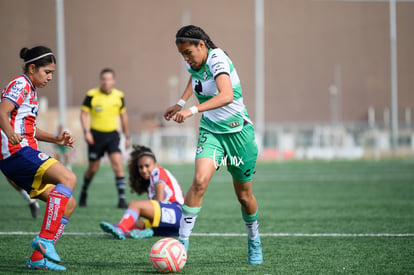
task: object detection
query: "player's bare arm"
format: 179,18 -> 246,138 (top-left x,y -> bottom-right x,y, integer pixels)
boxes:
80,109 -> 94,144
120,111 -> 130,149
172,73 -> 233,124
164,76 -> 193,121
35,128 -> 74,148
154,182 -> 166,202
0,99 -> 22,145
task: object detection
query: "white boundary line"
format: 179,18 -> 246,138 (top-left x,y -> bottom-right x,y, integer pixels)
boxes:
0,232 -> 413,237
194,233 -> 414,237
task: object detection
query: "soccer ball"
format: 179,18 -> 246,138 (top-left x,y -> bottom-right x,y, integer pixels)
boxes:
150,238 -> 187,273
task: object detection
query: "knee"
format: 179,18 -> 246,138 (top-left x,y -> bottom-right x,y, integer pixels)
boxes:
192,174 -> 209,195
128,200 -> 139,209
87,167 -> 98,177
64,172 -> 77,190
86,163 -> 100,176
128,201 -> 143,214
237,193 -> 253,208
58,171 -> 77,191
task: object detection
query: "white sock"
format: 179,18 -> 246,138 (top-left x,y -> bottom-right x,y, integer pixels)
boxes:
19,190 -> 36,204
179,213 -> 198,240
245,220 -> 259,240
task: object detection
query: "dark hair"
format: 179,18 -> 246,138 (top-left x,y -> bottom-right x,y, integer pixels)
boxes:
100,68 -> 115,78
175,25 -> 218,49
128,145 -> 157,195
20,46 -> 56,73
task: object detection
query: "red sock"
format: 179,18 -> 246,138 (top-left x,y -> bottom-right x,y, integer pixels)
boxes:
53,216 -> 70,243
31,216 -> 70,262
30,250 -> 44,262
118,209 -> 138,232
39,185 -> 71,240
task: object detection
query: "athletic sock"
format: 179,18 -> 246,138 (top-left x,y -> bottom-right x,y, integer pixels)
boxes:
81,176 -> 91,194
242,208 -> 260,240
39,184 -> 72,240
116,177 -> 126,201
19,189 -> 36,204
179,205 -> 201,240
118,209 -> 138,232
30,216 -> 70,262
53,216 -> 70,243
30,250 -> 44,262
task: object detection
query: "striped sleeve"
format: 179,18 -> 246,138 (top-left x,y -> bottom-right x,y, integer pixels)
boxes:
2,79 -> 30,108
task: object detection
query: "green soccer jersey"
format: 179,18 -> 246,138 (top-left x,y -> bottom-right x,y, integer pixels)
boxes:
187,48 -> 252,133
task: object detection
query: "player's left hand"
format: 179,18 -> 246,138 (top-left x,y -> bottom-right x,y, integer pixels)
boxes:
125,137 -> 131,149
172,109 -> 193,123
164,104 -> 182,121
57,131 -> 74,148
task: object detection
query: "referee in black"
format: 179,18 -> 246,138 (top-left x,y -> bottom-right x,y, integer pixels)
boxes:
79,68 -> 130,208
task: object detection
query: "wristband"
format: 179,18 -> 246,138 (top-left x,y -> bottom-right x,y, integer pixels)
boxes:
177,99 -> 186,107
189,106 -> 199,115
83,129 -> 89,134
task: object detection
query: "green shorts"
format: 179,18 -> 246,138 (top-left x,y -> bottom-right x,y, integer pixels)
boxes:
195,123 -> 258,183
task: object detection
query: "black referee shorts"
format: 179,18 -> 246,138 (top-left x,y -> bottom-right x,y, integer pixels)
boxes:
88,129 -> 121,161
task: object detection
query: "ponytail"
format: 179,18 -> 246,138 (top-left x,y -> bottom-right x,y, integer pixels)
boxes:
20,46 -> 56,73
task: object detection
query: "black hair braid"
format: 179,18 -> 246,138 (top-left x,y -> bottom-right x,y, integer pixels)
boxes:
127,145 -> 156,195
176,25 -> 217,49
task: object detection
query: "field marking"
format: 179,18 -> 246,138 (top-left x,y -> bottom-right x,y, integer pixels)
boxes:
193,233 -> 414,237
0,232 -> 413,237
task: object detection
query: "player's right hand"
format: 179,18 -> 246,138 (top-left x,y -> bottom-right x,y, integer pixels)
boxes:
8,133 -> 22,145
84,131 -> 95,145
164,104 -> 182,121
58,131 -> 75,148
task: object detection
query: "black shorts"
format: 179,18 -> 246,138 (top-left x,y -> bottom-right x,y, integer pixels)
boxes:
88,130 -> 121,161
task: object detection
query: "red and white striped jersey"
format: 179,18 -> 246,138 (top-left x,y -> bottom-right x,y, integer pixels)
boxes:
0,75 -> 38,160
148,167 -> 184,205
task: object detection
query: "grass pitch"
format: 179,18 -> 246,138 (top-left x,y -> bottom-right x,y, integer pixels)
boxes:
0,159 -> 413,274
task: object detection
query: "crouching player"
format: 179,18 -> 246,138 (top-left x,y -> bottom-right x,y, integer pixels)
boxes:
0,46 -> 76,271
100,145 -> 184,239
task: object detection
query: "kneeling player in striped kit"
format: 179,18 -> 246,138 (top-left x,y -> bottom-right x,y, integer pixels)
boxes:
100,145 -> 184,240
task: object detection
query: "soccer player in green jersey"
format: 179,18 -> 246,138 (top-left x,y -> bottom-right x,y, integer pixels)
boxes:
164,25 -> 263,265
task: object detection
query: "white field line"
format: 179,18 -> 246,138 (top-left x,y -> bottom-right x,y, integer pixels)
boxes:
0,232 -> 413,237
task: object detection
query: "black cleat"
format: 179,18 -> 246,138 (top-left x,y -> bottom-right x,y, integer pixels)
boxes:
117,199 -> 127,209
79,192 -> 87,207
